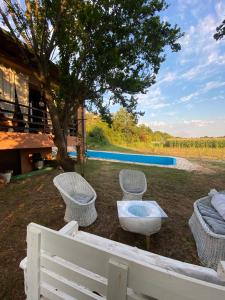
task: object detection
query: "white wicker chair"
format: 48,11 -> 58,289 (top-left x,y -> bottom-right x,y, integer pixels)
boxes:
119,169 -> 147,200
53,172 -> 97,227
189,191 -> 225,270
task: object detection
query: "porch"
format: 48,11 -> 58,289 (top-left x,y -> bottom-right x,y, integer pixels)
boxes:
0,98 -> 80,174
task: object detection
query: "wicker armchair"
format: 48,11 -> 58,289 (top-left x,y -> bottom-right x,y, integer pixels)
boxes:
53,172 -> 97,227
119,169 -> 147,200
189,191 -> 225,270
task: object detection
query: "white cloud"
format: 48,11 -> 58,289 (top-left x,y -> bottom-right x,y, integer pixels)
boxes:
180,91 -> 200,103
203,81 -> 225,92
169,6 -> 225,86
181,68 -> 199,81
177,0 -> 203,19
158,72 -> 177,84
145,118 -> 225,137
178,9 -> 225,82
165,111 -> 177,116
183,119 -> 214,127
149,112 -> 156,118
149,121 -> 167,130
138,86 -> 171,110
179,81 -> 225,103
215,1 -> 225,23
181,54 -> 225,81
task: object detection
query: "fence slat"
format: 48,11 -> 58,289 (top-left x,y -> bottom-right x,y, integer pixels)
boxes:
41,283 -> 75,300
27,223 -> 225,300
41,269 -> 103,300
41,254 -> 106,296
27,225 -> 41,300
107,258 -> 128,300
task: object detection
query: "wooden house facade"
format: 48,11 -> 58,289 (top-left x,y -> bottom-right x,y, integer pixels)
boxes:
0,29 -> 85,174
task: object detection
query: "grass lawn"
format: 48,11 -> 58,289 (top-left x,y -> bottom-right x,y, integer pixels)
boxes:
1,159 -> 225,299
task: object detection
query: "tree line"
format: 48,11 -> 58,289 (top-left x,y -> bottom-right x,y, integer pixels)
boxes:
87,108 -> 225,150
87,108 -> 171,147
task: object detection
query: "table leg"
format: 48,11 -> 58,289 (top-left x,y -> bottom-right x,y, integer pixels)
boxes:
146,235 -> 150,250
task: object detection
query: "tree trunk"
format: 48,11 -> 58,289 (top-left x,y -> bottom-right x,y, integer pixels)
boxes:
44,89 -> 76,171
76,104 -> 86,164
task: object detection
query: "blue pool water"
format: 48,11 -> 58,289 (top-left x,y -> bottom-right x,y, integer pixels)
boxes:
68,150 -> 176,166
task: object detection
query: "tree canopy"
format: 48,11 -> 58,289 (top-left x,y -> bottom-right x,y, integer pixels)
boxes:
0,0 -> 183,169
56,0 -> 183,121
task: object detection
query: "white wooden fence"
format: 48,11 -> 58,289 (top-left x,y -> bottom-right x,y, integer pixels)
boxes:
20,221 -> 225,300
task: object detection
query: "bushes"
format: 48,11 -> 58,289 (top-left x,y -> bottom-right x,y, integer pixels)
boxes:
86,110 -> 172,148
87,127 -> 109,147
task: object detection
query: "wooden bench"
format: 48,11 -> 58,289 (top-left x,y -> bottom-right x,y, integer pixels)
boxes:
20,221 -> 225,300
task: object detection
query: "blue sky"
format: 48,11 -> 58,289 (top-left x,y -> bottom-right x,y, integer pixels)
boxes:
136,0 -> 225,137
1,1 -> 224,137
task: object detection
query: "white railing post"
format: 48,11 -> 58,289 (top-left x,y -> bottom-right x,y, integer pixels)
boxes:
27,224 -> 41,300
107,258 -> 128,300
59,221 -> 79,237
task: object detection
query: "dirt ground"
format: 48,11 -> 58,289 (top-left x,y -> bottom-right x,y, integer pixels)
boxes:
1,159 -> 225,299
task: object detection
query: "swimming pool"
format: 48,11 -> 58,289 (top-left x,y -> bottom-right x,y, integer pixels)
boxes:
68,150 -> 176,166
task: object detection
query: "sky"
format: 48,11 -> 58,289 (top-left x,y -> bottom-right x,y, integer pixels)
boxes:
135,0 -> 225,137
1,1 -> 224,137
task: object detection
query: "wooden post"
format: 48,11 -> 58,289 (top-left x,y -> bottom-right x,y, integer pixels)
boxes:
27,224 -> 41,300
107,258 -> 128,300
76,104 -> 86,164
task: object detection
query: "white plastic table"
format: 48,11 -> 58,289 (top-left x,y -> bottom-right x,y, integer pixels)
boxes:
117,200 -> 168,249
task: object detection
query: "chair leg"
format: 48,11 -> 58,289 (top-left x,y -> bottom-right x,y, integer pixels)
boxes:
146,235 -> 150,251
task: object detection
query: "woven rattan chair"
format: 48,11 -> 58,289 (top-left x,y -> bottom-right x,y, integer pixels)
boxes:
119,169 -> 147,200
53,172 -> 97,227
189,191 -> 225,270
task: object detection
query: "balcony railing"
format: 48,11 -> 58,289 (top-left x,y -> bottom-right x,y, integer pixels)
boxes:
0,98 -> 77,136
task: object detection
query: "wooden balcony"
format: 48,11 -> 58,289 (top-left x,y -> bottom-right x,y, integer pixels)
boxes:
0,99 -> 81,174
0,99 -> 79,150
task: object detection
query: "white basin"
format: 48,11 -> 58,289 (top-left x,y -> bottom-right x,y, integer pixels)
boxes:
117,201 -> 167,236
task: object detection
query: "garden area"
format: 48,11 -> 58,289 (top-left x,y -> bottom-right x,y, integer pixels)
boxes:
1,158 -> 225,299
0,0 -> 225,297
86,110 -> 225,160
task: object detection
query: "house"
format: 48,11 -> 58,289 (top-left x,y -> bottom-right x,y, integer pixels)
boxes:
0,29 -> 85,174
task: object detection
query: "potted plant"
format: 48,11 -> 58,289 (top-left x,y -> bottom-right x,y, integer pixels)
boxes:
0,170 -> 13,184
32,153 -> 44,170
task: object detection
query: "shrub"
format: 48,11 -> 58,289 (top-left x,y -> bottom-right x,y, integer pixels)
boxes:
87,126 -> 109,146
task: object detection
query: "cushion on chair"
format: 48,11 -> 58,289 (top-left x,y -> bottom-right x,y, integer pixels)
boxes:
202,216 -> 225,235
197,203 -> 224,221
126,187 -> 144,193
211,193 -> 225,221
71,193 -> 93,204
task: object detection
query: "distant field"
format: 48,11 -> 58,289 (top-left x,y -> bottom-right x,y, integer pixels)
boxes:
140,146 -> 225,160
165,138 -> 225,148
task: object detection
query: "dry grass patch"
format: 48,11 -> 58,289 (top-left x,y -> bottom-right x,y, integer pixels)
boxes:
0,159 -> 225,299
